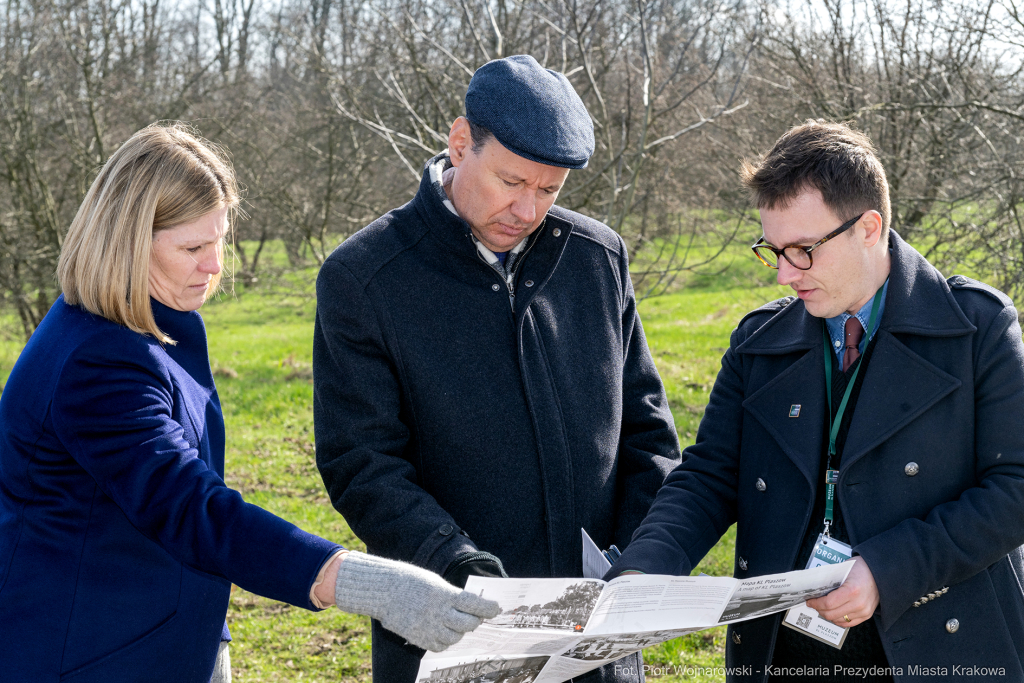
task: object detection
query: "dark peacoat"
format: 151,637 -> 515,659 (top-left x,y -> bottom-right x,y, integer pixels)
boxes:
611,231 -> 1024,682
313,154 -> 681,682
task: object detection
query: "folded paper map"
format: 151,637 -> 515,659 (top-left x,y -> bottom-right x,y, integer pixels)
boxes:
416,561 -> 854,683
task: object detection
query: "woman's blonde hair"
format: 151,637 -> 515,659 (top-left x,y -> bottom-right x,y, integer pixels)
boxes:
57,122 -> 239,343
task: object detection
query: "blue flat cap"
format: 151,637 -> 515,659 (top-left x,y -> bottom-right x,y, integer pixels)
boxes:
466,55 -> 595,169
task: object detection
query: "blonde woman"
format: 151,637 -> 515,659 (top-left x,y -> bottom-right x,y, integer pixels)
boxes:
0,124 -> 498,683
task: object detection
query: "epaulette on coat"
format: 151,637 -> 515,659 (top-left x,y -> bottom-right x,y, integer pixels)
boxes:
737,295 -> 797,329
946,274 -> 1014,308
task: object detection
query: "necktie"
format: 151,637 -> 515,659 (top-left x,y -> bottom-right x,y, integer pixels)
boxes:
843,317 -> 864,372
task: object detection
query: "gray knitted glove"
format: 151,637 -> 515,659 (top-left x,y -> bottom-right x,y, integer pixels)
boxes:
334,551 -> 501,652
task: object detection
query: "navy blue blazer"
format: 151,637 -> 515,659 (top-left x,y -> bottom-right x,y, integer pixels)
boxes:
0,297 -> 340,683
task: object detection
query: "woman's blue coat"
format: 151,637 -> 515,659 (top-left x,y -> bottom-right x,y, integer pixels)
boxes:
0,298 -> 340,682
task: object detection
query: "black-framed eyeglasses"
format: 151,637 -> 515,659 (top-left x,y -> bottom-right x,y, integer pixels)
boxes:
751,213 -> 865,271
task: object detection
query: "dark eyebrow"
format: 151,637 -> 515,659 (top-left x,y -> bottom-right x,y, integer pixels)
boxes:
762,235 -> 817,249
497,171 -> 526,184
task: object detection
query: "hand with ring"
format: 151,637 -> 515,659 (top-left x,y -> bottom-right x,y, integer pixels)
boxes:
805,557 -> 880,628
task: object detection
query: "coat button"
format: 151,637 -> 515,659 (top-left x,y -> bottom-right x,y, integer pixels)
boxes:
491,283 -> 500,292
525,280 -> 534,287
553,228 -> 562,237
439,524 -> 454,536
946,618 -> 959,634
732,632 -> 741,644
905,462 -> 920,476
755,478 -> 766,492
738,557 -> 748,570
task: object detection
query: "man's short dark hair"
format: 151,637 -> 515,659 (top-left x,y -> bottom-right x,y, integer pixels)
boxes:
467,118 -> 494,154
741,120 -> 891,239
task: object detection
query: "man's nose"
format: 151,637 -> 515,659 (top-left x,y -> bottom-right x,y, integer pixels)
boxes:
776,257 -> 802,287
510,190 -> 536,225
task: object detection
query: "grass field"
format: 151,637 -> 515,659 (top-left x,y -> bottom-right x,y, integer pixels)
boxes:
0,240 -> 801,681
175,240 -> 789,682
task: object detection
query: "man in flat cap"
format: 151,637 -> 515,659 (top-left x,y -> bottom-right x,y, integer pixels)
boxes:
313,55 -> 681,682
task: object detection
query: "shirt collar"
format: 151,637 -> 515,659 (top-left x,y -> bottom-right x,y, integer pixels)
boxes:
825,279 -> 889,362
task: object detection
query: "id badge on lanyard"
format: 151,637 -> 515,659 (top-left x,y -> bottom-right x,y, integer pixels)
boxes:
782,534 -> 854,648
781,285 -> 883,649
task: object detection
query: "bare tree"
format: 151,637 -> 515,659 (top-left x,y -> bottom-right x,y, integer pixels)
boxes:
0,0 -> 1021,337
328,0 -> 759,298
718,0 -> 1024,295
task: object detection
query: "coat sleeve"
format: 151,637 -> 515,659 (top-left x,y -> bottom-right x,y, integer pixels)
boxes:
611,243 -> 683,548
608,319 -> 751,579
854,297 -> 1024,630
313,259 -> 477,573
49,339 -> 341,611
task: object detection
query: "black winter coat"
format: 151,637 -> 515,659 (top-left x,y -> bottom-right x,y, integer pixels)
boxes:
314,154 -> 680,682
612,231 -> 1024,682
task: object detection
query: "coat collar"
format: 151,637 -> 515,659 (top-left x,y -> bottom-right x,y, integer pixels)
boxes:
410,152 -> 481,261
736,230 -> 976,356
408,152 -> 575,315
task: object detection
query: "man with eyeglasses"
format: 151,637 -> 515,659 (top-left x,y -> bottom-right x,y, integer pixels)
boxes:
607,120 -> 1024,681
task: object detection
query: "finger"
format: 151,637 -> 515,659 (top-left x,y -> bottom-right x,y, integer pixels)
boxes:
812,600 -> 853,621
454,591 -> 501,618
425,626 -> 465,652
806,585 -> 850,613
813,601 -> 872,628
443,608 -> 485,634
811,589 -> 871,623
829,612 -> 870,628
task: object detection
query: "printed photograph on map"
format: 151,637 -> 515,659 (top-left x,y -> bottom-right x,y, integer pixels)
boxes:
560,629 -> 698,662
481,580 -> 604,632
417,656 -> 549,683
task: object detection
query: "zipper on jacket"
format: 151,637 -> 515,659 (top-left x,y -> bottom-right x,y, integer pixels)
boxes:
477,229 -> 540,312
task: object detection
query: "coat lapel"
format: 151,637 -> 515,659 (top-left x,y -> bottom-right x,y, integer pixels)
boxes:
742,348 -> 825,486
738,299 -> 823,484
841,330 -> 961,470
840,231 -> 972,469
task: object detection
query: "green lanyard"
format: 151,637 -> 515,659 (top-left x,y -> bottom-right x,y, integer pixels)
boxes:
821,286 -> 884,536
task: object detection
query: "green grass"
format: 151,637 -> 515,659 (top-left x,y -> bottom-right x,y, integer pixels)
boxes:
2,225 -> 1020,680
198,281 -> 374,681
193,241 -> 792,682
0,235 -> 829,681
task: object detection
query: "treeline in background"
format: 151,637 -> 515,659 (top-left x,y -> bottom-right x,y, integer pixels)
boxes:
2,0 -> 1023,339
